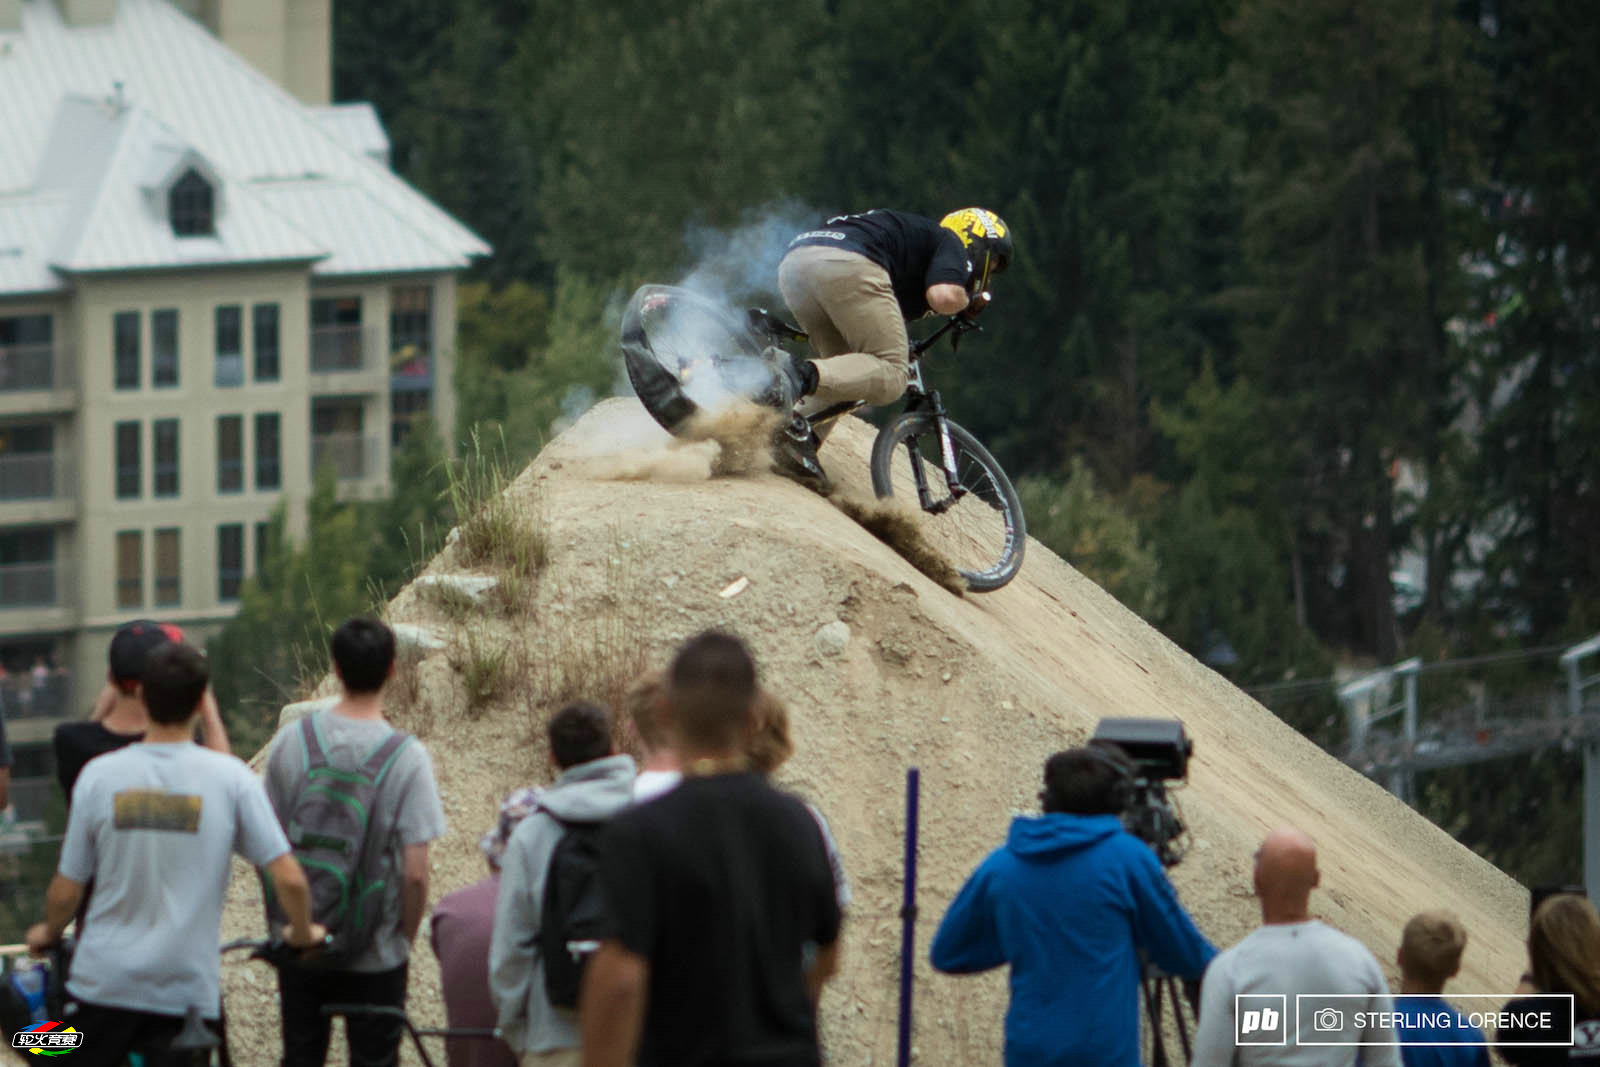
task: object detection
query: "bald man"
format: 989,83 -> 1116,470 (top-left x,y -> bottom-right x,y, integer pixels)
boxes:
1190,829 -> 1402,1066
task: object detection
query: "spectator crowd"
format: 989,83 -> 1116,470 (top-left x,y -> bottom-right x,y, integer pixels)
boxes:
6,615 -> 1596,1067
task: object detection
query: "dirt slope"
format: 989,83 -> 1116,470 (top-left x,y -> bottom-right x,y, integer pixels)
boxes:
219,398 -> 1527,1064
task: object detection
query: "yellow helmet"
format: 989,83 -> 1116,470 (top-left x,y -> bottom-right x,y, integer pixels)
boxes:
939,208 -> 1013,291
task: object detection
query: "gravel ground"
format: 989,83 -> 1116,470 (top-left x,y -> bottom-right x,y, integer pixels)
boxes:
216,398 -> 1529,1065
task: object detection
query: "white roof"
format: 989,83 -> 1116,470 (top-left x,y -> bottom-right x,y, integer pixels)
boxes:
0,0 -> 488,292
312,104 -> 391,168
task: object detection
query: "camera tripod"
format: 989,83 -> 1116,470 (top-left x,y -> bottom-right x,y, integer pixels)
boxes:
1140,954 -> 1199,1066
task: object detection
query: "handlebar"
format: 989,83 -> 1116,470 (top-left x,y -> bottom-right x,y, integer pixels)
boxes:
219,934 -> 332,967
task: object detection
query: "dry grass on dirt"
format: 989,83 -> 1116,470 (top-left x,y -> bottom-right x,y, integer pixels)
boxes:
219,397 -> 1529,1066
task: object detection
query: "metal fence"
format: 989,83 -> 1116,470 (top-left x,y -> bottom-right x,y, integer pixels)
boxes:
310,325 -> 374,373
310,432 -> 377,480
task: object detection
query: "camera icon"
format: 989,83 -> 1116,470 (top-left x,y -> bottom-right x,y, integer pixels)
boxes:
1313,1008 -> 1344,1032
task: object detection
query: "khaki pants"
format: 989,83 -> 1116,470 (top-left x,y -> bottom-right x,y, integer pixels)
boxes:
521,1049 -> 580,1067
778,244 -> 910,411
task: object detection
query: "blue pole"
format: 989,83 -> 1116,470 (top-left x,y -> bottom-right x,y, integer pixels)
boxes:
898,767 -> 921,1067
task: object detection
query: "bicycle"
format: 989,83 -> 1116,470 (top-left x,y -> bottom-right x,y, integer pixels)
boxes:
620,284 -> 1028,592
2,937 -> 501,1067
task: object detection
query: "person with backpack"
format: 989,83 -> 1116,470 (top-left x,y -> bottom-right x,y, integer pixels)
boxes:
263,617 -> 447,1067
489,701 -> 636,1066
23,641 -> 324,1066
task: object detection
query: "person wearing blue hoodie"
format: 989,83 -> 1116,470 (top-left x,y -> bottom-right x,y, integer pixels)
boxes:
930,745 -> 1217,1066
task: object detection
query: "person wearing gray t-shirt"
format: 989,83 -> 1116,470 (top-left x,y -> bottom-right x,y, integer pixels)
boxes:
263,618 -> 447,1067
25,643 -> 324,1064
1191,828 -> 1403,1067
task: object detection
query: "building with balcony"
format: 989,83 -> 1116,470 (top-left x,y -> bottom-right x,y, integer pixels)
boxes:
0,0 -> 489,815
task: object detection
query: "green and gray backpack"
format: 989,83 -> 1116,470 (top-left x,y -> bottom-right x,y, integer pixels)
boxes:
264,715 -> 413,965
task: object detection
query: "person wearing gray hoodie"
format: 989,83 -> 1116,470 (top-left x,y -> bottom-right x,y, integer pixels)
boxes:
488,701 -> 636,1065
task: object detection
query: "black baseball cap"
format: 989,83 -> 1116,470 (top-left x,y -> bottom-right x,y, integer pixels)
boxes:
108,620 -> 186,686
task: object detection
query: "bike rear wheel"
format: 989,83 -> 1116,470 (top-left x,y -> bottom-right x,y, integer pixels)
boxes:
620,285 -> 781,435
870,412 -> 1026,592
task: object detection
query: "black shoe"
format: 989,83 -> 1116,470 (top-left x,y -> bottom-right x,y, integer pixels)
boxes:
772,415 -> 830,495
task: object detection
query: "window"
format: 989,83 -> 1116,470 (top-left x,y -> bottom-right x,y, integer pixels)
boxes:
0,315 -> 54,390
115,421 -> 141,499
390,389 -> 431,449
216,415 -> 242,494
114,311 -> 140,390
169,168 -> 215,237
254,520 -> 273,578
311,400 -> 365,480
0,423 -> 55,501
310,296 -> 363,372
217,524 -> 243,601
390,286 -> 432,380
215,306 -> 243,387
254,413 -> 281,490
116,530 -> 143,609
153,419 -> 179,498
153,309 -> 179,388
154,528 -> 181,607
253,304 -> 280,382
0,528 -> 55,606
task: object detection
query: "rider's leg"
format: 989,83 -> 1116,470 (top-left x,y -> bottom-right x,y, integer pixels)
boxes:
276,963 -> 334,1067
777,246 -> 910,420
339,963 -> 408,1067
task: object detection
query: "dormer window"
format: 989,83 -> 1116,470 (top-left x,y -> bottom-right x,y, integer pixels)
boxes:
169,168 -> 215,236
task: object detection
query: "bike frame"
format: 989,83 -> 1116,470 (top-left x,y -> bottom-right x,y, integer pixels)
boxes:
789,309 -> 984,513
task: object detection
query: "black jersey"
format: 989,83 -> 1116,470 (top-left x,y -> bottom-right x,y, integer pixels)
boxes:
788,209 -> 974,318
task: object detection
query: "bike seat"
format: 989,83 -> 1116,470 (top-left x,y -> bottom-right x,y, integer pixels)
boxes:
747,307 -> 806,342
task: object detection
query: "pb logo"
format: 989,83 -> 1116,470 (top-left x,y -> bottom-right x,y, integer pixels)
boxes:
11,1022 -> 84,1056
1236,995 -> 1288,1046
1241,1007 -> 1280,1034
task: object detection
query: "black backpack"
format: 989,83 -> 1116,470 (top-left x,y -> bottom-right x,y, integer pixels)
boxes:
266,716 -> 413,965
539,818 -> 609,1008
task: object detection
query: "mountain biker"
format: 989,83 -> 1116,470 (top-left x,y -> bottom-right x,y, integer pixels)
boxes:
766,207 -> 1013,488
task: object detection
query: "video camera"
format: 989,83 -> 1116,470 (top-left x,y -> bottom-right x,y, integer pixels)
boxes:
1091,718 -> 1192,868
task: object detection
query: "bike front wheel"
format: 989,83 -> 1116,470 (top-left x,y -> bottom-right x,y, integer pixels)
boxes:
869,412 -> 1026,592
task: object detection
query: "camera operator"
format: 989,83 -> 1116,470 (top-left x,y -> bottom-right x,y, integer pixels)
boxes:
930,745 -> 1216,1066
1190,828 -> 1401,1066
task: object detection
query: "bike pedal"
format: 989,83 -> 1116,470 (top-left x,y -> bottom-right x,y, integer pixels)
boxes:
772,440 -> 831,496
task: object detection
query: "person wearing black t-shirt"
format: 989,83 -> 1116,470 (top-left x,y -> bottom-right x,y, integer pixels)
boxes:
768,207 -> 1013,487
581,632 -> 841,1067
54,620 -> 230,804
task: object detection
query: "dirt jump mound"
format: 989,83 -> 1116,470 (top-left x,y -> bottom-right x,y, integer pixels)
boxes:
219,397 -> 1527,1065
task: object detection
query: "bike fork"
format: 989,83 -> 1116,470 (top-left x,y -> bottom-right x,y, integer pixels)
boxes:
904,394 -> 968,513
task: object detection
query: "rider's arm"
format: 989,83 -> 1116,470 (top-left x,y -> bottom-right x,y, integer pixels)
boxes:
263,852 -> 325,949
804,939 -> 839,1005
400,841 -> 430,945
25,872 -> 84,954
196,687 -> 231,755
581,940 -> 649,1067
925,283 -> 971,316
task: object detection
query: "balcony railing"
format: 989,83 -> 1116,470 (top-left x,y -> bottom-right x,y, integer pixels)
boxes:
311,325 -> 376,374
310,432 -> 377,481
0,561 -> 59,607
0,452 -> 70,502
0,671 -> 70,720
0,344 -> 64,393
